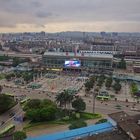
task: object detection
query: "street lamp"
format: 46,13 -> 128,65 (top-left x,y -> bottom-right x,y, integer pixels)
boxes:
125,80 -> 128,102
90,88 -> 98,114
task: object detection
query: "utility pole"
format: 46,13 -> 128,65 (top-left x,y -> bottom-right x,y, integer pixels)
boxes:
125,80 -> 128,102
91,89 -> 96,114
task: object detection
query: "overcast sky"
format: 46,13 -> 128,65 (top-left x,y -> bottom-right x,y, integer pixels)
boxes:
0,0 -> 140,33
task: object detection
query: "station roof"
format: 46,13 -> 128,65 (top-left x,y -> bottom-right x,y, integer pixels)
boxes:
44,52 -> 113,59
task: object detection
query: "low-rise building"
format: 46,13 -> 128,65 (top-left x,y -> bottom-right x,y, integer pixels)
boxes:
108,111 -> 140,140
42,51 -> 113,72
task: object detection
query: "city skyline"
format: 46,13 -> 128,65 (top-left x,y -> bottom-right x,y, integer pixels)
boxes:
0,0 -> 140,33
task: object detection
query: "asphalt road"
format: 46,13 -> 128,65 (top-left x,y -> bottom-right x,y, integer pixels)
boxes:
84,98 -> 140,115
0,104 -> 22,122
1,86 -> 140,123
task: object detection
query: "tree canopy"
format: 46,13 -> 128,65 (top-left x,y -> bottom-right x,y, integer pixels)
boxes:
105,77 -> 112,89
0,94 -> 16,113
25,99 -> 57,122
13,131 -> 27,140
72,98 -> 86,112
84,79 -> 94,92
55,90 -> 74,108
69,120 -> 87,130
131,83 -> 139,96
97,75 -> 105,87
113,80 -> 122,93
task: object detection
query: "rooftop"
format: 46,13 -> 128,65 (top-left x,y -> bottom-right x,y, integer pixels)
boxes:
83,130 -> 129,140
43,51 -> 113,59
108,111 -> 131,123
108,111 -> 140,140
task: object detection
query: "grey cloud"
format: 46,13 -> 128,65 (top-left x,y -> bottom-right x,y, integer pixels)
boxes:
0,0 -> 140,31
33,24 -> 46,28
36,11 -> 53,18
0,22 -> 16,28
30,1 -> 42,7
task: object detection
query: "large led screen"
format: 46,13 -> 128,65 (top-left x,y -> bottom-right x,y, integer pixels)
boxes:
64,60 -> 81,67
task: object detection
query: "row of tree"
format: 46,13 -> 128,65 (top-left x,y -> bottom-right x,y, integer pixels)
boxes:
84,76 -> 96,92
55,89 -> 86,113
84,75 -> 122,93
5,72 -> 34,83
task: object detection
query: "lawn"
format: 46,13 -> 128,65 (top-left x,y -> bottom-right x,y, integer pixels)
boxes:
80,112 -> 101,119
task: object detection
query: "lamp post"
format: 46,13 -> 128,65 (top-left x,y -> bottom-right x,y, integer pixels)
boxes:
125,80 -> 128,102
90,88 -> 97,114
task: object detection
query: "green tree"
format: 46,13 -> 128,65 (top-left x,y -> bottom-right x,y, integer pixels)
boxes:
69,120 -> 87,130
56,90 -> 74,109
56,90 -> 74,116
65,90 -> 74,111
40,106 -> 57,121
95,119 -> 107,124
113,81 -> 122,93
89,76 -> 96,84
97,75 -> 105,87
56,92 -> 66,107
0,94 -> 15,113
118,58 -> 126,69
41,99 -> 56,108
131,83 -> 139,95
15,72 -> 22,78
25,99 -> 57,122
26,109 -> 41,122
90,88 -> 99,113
5,73 -> 15,81
72,98 -> 86,112
22,72 -> 33,83
84,80 -> 93,92
13,57 -> 20,67
24,99 -> 41,110
105,77 -> 112,89
13,131 -> 27,140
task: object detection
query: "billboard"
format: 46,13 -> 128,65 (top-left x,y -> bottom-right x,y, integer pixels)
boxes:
64,60 -> 81,67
